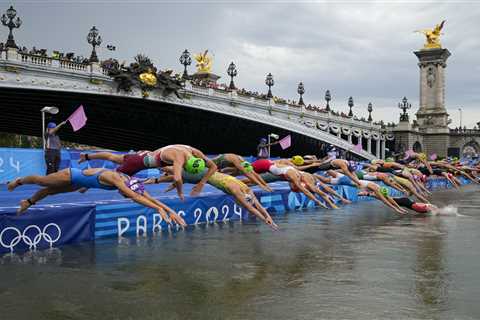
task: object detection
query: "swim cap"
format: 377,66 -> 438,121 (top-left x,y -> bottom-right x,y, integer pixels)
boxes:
348,161 -> 357,172
385,157 -> 394,162
371,159 -> 379,165
379,186 -> 389,197
260,138 -> 267,143
185,157 -> 205,174
47,122 -> 57,129
241,161 -> 253,173
125,178 -> 145,195
291,155 -> 304,166
418,153 -> 427,161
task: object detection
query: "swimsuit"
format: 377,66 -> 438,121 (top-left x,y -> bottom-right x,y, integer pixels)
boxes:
212,154 -> 233,169
393,197 -> 428,213
182,169 -> 247,194
269,165 -> 293,177
260,172 -> 282,183
116,151 -> 152,176
70,168 -> 117,190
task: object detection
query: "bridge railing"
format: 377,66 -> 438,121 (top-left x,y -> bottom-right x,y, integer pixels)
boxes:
18,53 -> 90,72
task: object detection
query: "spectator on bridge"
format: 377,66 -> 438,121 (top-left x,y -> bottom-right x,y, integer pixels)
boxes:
45,121 -> 67,174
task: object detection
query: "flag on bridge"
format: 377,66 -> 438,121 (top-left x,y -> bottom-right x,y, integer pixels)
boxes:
353,142 -> 362,153
68,105 -> 87,132
430,153 -> 437,161
279,135 -> 291,150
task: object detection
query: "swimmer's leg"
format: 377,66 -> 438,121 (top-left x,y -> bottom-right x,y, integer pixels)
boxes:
79,152 -> 124,164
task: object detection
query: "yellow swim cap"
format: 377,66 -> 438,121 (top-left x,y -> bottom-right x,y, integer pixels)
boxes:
291,155 -> 304,166
418,153 -> 427,161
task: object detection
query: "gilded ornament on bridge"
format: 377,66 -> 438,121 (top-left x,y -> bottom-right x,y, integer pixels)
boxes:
194,50 -> 212,73
139,69 -> 157,87
415,20 -> 445,49
101,54 -> 183,99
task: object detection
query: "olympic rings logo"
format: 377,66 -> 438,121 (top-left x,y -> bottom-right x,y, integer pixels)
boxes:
0,223 -> 62,252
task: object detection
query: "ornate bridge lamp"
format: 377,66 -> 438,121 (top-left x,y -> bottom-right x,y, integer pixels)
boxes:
227,62 -> 237,90
179,49 -> 191,80
398,96 -> 411,121
367,102 -> 373,122
325,90 -> 331,111
87,26 -> 102,63
297,82 -> 305,106
265,73 -> 274,98
1,5 -> 22,49
348,96 -> 354,117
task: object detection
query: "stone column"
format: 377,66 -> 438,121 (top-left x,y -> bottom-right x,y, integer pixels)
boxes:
348,133 -> 352,144
376,138 -> 380,159
381,139 -> 386,159
367,138 -> 372,154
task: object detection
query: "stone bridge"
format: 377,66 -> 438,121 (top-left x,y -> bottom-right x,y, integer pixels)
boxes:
0,48 -> 389,159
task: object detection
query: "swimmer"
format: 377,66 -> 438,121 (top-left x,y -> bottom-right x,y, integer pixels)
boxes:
81,145 -> 217,200
211,153 -> 273,192
315,172 -> 407,214
356,170 -> 409,195
358,190 -> 437,215
296,171 -> 341,209
150,145 -> 217,199
7,169 -> 186,227
148,168 -> 278,230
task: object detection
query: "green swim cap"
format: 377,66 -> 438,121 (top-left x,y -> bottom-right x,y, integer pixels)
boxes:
385,157 -> 394,162
241,161 -> 253,173
379,187 -> 389,197
185,157 -> 205,174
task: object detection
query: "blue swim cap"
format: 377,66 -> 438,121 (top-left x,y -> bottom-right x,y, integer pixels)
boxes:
47,122 -> 57,129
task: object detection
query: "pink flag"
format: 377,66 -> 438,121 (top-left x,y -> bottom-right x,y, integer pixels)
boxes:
279,135 -> 291,150
68,105 -> 87,132
353,142 -> 362,153
430,153 -> 437,161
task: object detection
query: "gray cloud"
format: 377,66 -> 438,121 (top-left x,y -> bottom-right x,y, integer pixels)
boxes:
8,1 -> 480,127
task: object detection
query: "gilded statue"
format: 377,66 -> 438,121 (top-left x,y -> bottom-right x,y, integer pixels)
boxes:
194,50 -> 212,73
415,20 -> 445,49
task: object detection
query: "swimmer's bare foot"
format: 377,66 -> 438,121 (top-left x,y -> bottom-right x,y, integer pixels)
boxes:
341,199 -> 352,204
7,178 -> 22,192
78,153 -> 87,164
17,199 -> 31,215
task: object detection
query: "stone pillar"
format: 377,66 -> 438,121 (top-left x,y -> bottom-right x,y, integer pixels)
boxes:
367,138 -> 372,154
348,134 -> 352,144
413,48 -> 451,157
381,139 -> 386,159
337,131 -> 341,138
6,47 -> 18,61
376,139 -> 380,159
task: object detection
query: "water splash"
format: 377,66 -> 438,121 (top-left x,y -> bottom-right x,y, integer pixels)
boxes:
432,205 -> 463,216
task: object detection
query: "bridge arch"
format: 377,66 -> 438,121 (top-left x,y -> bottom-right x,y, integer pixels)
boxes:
462,140 -> 480,157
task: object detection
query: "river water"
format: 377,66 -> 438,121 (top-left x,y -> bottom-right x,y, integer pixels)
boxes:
1,185 -> 480,320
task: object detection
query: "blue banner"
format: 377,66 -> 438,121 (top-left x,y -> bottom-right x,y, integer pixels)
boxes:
0,148 -> 162,183
0,205 -> 95,254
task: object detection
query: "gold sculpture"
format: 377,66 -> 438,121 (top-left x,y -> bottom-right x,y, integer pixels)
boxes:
139,68 -> 157,86
415,20 -> 445,49
194,50 -> 212,73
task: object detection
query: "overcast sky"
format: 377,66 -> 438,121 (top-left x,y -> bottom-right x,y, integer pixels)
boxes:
8,0 -> 480,127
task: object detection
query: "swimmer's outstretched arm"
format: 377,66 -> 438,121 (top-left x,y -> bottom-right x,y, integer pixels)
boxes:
190,148 -> 217,196
313,174 -> 331,184
142,191 -> 186,227
314,179 -> 351,204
